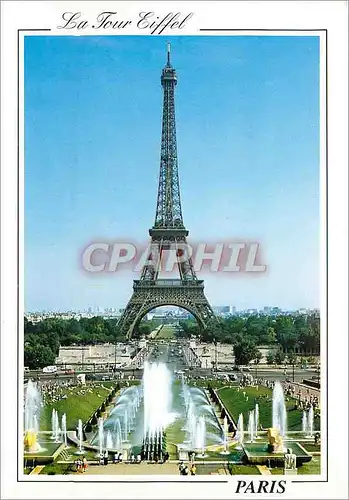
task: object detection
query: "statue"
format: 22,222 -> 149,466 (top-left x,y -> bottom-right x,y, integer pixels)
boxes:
284,448 -> 297,474
267,428 -> 284,453
24,430 -> 39,453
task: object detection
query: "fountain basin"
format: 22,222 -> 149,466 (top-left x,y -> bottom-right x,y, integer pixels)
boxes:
24,440 -> 65,464
242,441 -> 312,466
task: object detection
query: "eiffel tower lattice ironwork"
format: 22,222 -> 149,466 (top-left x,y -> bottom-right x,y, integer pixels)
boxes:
118,45 -> 215,338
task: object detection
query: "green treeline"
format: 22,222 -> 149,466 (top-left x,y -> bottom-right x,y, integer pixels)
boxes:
179,314 -> 320,353
24,313 -> 319,369
24,316 -> 161,369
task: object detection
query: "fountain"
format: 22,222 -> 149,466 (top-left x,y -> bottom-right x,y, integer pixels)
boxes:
221,415 -> 230,454
98,417 -> 105,455
141,362 -> 175,460
76,419 -> 84,454
54,410 -> 61,443
255,403 -> 260,439
83,361 -> 245,461
182,385 -> 222,455
287,403 -> 314,440
113,419 -> 122,450
90,384 -> 143,455
248,410 -> 255,443
194,415 -> 207,457
62,413 -> 67,447
236,413 -> 244,450
181,375 -> 190,412
51,409 -> 57,440
123,409 -> 129,441
272,382 -> 287,437
116,419 -> 122,449
242,382 -> 312,466
50,408 -> 61,443
24,380 -> 42,453
307,407 -> 314,438
302,410 -> 307,434
106,430 -> 113,450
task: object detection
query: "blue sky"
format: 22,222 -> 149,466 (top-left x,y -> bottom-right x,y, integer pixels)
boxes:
25,35 -> 320,312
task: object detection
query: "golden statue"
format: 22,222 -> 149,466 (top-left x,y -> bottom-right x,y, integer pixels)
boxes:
24,430 -> 39,453
267,427 -> 284,453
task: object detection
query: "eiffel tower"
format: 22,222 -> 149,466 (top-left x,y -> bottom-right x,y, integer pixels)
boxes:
119,45 -> 215,338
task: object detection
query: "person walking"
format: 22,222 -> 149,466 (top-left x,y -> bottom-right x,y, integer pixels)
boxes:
82,456 -> 88,473
190,463 -> 196,476
178,461 -> 185,475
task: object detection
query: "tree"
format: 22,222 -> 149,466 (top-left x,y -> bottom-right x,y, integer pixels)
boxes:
253,350 -> 262,365
201,319 -> 221,343
287,351 -> 297,365
275,316 -> 298,351
24,344 -> 55,369
233,338 -> 259,366
264,326 -> 276,345
301,324 -> 320,354
266,351 -> 275,365
177,312 -> 320,348
274,348 -> 285,365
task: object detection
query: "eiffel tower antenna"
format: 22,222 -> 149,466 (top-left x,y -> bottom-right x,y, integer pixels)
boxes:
118,46 -> 215,338
167,42 -> 171,66
166,42 -> 171,68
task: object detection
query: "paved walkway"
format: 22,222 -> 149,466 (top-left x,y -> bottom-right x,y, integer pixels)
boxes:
282,381 -> 320,404
256,465 -> 272,475
29,465 -> 45,475
77,463 -> 178,475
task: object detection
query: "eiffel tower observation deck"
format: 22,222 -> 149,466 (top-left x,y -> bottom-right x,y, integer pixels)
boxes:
118,45 -> 215,338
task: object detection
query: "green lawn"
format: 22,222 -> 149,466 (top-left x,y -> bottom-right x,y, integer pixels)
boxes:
193,380 -> 233,389
297,455 -> 321,474
270,455 -> 321,475
39,462 -> 74,475
157,325 -> 176,339
297,442 -> 321,453
218,386 -> 320,431
228,464 -> 261,475
40,384 -> 113,431
195,464 -> 228,475
166,417 -> 185,456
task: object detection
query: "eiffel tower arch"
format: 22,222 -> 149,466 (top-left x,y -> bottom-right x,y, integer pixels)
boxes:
120,279 -> 214,336
118,45 -> 215,339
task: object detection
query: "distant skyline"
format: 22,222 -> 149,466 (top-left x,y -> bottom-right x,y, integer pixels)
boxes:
26,305 -> 319,314
25,35 -> 320,312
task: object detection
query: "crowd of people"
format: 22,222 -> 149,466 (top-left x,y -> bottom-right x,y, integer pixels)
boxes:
98,450 -> 128,465
74,456 -> 88,473
95,449 -> 170,466
178,461 -> 196,476
39,380 -> 74,406
237,376 -> 321,411
37,380 -> 108,406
